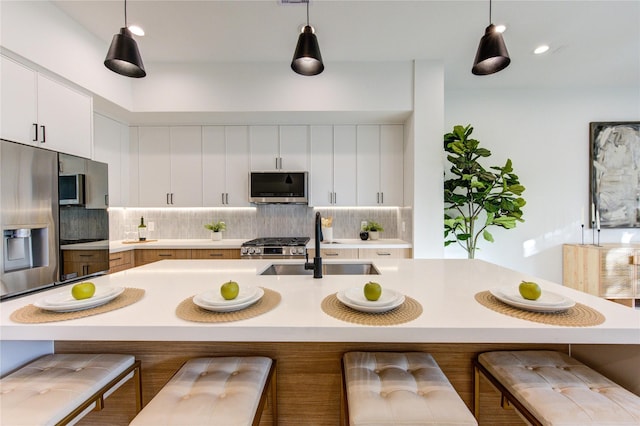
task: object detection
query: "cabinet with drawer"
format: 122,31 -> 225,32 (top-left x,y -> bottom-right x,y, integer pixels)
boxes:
191,249 -> 241,260
109,250 -> 134,273
307,248 -> 359,259
62,250 -> 109,278
358,248 -> 412,259
134,249 -> 192,266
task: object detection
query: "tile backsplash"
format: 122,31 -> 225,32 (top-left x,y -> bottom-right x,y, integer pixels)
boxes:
109,206 -> 411,241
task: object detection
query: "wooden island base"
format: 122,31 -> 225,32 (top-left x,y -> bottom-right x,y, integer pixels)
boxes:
56,341 -> 567,426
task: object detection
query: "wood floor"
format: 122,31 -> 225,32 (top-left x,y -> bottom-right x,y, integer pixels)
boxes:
56,341 -> 567,425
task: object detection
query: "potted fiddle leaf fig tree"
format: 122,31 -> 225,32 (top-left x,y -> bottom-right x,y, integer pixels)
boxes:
444,125 -> 526,259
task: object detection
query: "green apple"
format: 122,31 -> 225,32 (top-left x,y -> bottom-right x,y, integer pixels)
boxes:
220,280 -> 239,300
71,282 -> 96,300
519,281 -> 542,301
364,281 -> 382,301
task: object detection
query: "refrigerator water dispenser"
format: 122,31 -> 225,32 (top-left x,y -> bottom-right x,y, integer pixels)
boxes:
3,228 -> 49,272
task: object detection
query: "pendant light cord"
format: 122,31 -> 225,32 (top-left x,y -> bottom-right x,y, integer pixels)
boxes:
124,0 -> 128,27
488,0 -> 492,24
306,0 -> 310,26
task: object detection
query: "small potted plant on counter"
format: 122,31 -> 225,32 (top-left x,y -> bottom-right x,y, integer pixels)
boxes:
204,220 -> 226,241
361,220 -> 384,240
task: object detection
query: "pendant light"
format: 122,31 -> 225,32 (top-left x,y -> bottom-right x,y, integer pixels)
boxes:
104,0 -> 146,78
291,0 -> 324,76
472,0 -> 510,75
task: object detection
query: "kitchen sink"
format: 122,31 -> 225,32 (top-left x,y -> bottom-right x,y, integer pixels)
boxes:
260,262 -> 380,276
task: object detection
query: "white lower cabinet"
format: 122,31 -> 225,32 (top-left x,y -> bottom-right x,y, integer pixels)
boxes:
203,126 -> 250,207
307,247 -> 411,259
0,55 -> 92,158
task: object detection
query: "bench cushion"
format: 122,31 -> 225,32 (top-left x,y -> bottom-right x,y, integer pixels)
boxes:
0,353 -> 136,426
478,350 -> 640,426
129,356 -> 272,426
343,351 -> 477,425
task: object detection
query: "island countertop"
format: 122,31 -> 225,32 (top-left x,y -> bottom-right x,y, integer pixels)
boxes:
1,259 -> 638,344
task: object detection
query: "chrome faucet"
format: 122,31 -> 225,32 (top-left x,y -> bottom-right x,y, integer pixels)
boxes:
304,211 -> 323,278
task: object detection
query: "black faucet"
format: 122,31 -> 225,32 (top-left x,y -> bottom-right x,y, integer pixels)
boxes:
304,212 -> 323,278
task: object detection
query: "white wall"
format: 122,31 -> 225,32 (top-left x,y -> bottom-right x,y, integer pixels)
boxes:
445,87 -> 640,283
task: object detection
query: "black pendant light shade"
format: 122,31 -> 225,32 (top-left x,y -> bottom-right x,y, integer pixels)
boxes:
105,0 -> 146,78
291,25 -> 324,76
472,24 -> 510,75
104,27 -> 146,78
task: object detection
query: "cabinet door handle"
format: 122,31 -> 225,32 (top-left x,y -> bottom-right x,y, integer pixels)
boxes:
33,123 -> 38,141
158,253 -> 172,257
105,194 -> 109,206
275,157 -> 279,169
377,251 -> 391,256
222,193 -> 225,204
111,256 -> 122,261
167,193 -> 171,204
209,253 -> 223,257
325,252 -> 339,256
79,254 -> 94,258
40,125 -> 46,143
225,193 -> 229,204
381,192 -> 384,204
377,192 -> 380,203
171,193 -> 174,204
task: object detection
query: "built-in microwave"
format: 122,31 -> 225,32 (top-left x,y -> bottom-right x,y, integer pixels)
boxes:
59,174 -> 85,205
249,171 -> 308,204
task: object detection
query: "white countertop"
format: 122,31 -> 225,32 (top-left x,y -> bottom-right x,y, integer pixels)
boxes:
109,238 -> 412,253
2,259 -> 638,344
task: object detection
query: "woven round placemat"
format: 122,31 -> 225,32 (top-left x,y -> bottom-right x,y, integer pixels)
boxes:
475,291 -> 605,327
10,288 -> 146,324
321,293 -> 423,326
176,287 -> 281,323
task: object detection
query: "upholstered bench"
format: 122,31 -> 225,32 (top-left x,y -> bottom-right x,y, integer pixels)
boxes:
129,356 -> 276,426
474,350 -> 640,425
0,353 -> 141,426
342,351 -> 478,425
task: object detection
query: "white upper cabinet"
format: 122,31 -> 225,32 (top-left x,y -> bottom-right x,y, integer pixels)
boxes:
94,113 -> 129,207
137,126 -> 203,207
310,125 -> 357,206
1,56 -> 37,144
356,124 -> 404,206
250,125 -> 309,171
0,55 -> 92,158
203,126 -> 250,207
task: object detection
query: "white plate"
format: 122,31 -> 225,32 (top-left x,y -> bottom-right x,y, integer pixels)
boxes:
34,287 -> 125,312
499,285 -> 570,306
343,287 -> 402,307
197,286 -> 258,306
337,291 -> 405,313
490,288 -> 575,313
193,287 -> 264,312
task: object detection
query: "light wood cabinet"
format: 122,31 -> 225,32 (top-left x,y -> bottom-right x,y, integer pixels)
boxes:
191,249 -> 241,260
62,250 -> 109,279
109,250 -> 134,273
202,126 -> 250,207
563,244 -> 639,307
0,55 -> 92,158
359,248 -> 412,259
134,249 -> 193,266
310,125 -> 357,206
356,124 -> 403,206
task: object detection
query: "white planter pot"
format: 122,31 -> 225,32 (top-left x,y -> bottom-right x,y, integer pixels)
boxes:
368,231 -> 379,240
211,231 -> 223,241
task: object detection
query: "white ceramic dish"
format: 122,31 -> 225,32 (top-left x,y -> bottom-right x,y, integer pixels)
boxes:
337,291 -> 405,313
34,286 -> 125,312
490,287 -> 575,313
197,286 -> 258,306
343,287 -> 401,307
193,287 -> 264,312
499,286 -> 569,306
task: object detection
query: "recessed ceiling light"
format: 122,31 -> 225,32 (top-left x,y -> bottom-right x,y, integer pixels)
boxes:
128,25 -> 145,36
534,45 -> 550,54
495,24 -> 506,33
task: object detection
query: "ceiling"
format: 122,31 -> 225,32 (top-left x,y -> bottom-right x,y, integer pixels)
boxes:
51,0 -> 638,90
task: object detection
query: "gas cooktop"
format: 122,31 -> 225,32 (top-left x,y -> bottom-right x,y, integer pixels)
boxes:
242,237 -> 310,247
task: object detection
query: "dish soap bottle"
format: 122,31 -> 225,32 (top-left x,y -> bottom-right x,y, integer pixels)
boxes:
138,216 -> 148,241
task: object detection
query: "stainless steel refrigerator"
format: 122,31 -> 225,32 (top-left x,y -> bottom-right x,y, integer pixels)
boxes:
1,140 -> 110,300
1,140 -> 59,299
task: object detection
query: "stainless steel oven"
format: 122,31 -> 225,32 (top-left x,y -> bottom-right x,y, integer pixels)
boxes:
240,237 -> 309,259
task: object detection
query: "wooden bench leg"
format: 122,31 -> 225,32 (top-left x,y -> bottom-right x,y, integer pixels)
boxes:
253,359 -> 277,426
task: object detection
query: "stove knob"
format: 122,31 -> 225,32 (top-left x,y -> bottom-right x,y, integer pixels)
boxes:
255,248 -> 262,255
241,247 -> 247,255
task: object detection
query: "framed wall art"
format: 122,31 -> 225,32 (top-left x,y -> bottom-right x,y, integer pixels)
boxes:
590,121 -> 640,228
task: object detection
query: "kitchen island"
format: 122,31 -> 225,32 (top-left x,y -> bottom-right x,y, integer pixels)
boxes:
1,258 -> 638,425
